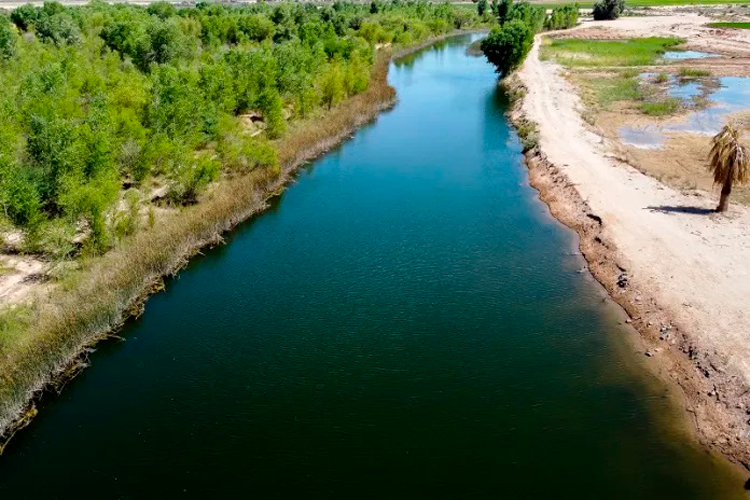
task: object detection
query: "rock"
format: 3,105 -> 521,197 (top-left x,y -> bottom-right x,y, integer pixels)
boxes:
616,273 -> 628,288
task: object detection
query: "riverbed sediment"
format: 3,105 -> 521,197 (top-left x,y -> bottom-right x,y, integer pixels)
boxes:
511,29 -> 750,472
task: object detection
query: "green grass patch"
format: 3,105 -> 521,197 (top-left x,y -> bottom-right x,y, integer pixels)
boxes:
578,70 -> 685,117
678,67 -> 712,77
640,97 -> 681,115
541,37 -> 684,67
707,22 -> 750,30
589,75 -> 642,109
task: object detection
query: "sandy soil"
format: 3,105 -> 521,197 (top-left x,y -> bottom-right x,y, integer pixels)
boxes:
517,15 -> 750,470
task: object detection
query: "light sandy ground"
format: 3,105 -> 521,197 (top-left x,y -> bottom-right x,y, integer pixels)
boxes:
518,14 -> 750,466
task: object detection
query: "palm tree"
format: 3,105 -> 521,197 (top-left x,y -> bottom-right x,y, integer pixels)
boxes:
708,124 -> 749,212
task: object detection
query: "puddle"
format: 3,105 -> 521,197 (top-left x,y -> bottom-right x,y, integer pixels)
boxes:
670,81 -> 703,100
619,125 -> 664,148
661,51 -> 720,60
619,76 -> 750,148
640,73 -> 703,100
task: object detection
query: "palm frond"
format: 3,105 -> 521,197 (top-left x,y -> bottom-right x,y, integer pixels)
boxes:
708,124 -> 749,185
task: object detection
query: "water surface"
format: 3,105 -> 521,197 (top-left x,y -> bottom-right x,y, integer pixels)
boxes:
662,50 -> 720,60
0,34 -> 745,499
620,75 -> 750,148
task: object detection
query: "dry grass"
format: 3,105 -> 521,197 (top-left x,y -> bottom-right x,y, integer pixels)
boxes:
0,51 -> 398,441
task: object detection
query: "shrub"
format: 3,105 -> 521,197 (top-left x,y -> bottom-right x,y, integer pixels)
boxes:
167,152 -> 220,205
35,12 -> 82,45
592,0 -> 625,21
219,137 -> 278,173
10,4 -> 42,31
59,173 -> 120,253
112,189 -> 141,240
544,4 -> 578,31
478,0 -> 488,16
0,17 -> 17,60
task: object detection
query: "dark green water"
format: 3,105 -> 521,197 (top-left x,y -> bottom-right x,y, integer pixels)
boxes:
0,35 -> 745,498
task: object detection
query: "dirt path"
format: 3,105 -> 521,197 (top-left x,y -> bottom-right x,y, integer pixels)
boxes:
517,17 -> 750,468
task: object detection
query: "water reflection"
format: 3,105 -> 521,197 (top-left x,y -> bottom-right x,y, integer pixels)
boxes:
620,75 -> 750,148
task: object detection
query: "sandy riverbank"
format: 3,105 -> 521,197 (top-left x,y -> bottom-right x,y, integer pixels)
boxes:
515,14 -> 750,470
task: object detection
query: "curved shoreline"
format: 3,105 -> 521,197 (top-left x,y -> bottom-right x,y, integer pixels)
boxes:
509,36 -> 750,473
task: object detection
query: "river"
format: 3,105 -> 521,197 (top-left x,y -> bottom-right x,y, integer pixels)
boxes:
0,34 -> 745,498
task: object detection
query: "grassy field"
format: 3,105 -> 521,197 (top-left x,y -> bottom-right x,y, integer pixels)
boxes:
540,37 -> 684,67
708,22 -> 750,29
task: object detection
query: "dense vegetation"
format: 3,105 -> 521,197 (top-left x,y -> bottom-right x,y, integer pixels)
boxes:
0,0 -> 483,257
480,0 -> 577,75
592,0 -> 625,20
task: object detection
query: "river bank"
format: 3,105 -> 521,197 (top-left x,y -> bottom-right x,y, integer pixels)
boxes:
0,32 -> 484,449
2,34 -> 746,496
512,17 -> 750,472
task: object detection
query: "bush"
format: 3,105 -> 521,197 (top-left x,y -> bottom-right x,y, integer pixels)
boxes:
167,152 -> 220,205
218,136 -> 278,173
592,0 -> 625,21
10,4 -> 42,31
0,17 -> 17,60
478,0 -> 488,16
544,4 -> 578,31
481,19 -> 534,75
59,173 -> 120,253
35,12 -> 82,45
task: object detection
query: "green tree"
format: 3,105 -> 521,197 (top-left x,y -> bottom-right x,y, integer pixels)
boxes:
478,0 -> 488,17
35,12 -> 82,45
0,17 -> 16,61
321,63 -> 344,109
10,4 -> 42,31
480,19 -> 534,75
59,172 -> 119,252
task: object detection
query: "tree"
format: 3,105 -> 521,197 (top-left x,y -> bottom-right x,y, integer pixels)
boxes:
480,19 -> 534,75
35,12 -> 82,45
592,0 -> 625,21
10,4 -> 42,31
496,0 -> 512,24
708,124 -> 749,212
0,17 -> 17,60
477,0 -> 488,17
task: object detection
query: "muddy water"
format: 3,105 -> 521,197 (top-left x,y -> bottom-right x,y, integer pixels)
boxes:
0,35 -> 746,499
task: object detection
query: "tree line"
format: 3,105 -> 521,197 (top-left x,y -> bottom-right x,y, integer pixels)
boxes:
0,0 -> 484,255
